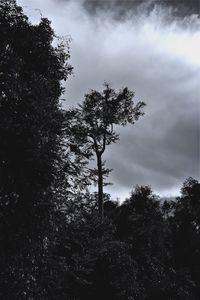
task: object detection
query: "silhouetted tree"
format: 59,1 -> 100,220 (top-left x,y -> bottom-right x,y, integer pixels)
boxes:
66,83 -> 145,218
172,178 -> 200,298
0,0 -> 72,298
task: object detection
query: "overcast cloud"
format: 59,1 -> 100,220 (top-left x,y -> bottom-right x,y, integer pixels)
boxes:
17,0 -> 200,200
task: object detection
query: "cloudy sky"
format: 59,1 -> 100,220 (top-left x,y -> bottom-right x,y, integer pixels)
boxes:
17,0 -> 200,200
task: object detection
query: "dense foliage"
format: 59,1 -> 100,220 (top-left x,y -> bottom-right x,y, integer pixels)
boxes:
0,0 -> 72,298
0,1 -> 199,299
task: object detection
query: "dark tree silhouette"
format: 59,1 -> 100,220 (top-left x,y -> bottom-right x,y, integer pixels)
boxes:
66,83 -> 145,218
115,184 -> 199,299
172,178 -> 200,298
0,0 -> 72,298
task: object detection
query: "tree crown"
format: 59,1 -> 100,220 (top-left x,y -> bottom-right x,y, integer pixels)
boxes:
66,83 -> 145,155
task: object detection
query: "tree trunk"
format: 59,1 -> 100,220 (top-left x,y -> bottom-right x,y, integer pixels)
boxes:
97,153 -> 103,218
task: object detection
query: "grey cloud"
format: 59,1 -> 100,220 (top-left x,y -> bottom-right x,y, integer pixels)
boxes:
101,55 -> 200,197
82,0 -> 151,20
82,0 -> 200,20
53,0 -> 200,22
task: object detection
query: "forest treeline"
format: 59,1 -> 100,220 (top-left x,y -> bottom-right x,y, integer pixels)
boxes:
0,1 -> 200,299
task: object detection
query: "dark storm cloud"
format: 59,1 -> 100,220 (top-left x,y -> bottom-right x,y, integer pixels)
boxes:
83,0 -> 150,20
17,0 -> 200,198
82,0 -> 200,20
54,0 -> 200,19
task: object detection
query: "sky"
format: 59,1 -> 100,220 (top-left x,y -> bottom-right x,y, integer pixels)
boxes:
17,0 -> 200,200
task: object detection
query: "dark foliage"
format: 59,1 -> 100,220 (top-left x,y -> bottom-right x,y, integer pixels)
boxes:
0,0 -> 72,298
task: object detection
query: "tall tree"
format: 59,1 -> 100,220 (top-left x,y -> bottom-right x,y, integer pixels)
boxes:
0,0 -> 72,298
172,178 -> 200,298
66,83 -> 145,218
